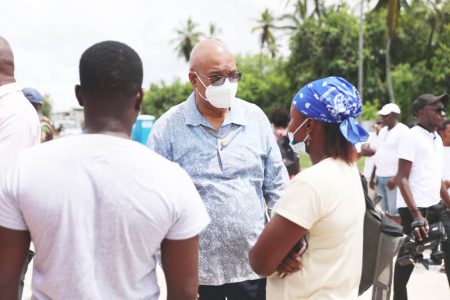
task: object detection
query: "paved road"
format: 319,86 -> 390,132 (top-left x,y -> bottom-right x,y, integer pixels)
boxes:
23,261 -> 448,299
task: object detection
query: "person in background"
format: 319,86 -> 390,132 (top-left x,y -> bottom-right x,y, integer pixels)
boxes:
0,37 -> 40,156
0,40 -> 210,300
394,93 -> 450,299
270,107 -> 300,178
148,39 -> 288,300
358,119 -> 382,200
437,118 -> 450,273
0,36 -> 40,299
370,103 -> 409,222
22,87 -> 57,142
249,76 -> 368,299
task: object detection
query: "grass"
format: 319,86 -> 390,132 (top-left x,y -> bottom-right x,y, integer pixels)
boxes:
299,153 -> 365,173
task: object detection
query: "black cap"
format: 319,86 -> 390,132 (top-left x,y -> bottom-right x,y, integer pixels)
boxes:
413,93 -> 449,114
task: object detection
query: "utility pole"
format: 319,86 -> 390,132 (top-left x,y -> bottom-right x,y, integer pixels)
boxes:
358,0 -> 364,102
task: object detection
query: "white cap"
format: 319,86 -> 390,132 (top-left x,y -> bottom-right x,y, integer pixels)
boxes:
378,103 -> 401,116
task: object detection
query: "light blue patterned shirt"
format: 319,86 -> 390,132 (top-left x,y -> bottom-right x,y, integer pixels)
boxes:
147,93 -> 289,285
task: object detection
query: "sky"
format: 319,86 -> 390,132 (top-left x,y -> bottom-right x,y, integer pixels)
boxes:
2,0 -> 295,112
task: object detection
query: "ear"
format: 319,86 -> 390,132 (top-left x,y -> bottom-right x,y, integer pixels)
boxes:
188,72 -> 197,89
135,88 -> 144,112
75,85 -> 84,107
306,118 -> 315,134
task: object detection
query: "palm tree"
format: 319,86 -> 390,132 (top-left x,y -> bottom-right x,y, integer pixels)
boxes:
207,23 -> 222,39
279,0 -> 309,31
252,8 -> 279,58
172,17 -> 203,62
372,0 -> 409,103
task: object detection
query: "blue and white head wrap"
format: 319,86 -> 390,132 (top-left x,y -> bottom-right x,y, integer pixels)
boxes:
292,76 -> 368,144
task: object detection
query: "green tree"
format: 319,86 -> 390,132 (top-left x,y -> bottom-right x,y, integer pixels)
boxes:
172,17 -> 203,62
236,54 -> 293,114
287,6 -> 360,91
207,23 -> 222,38
279,0 -> 309,31
252,8 -> 279,58
142,80 -> 192,118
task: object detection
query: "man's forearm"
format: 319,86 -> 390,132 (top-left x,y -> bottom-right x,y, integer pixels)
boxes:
398,178 -> 421,217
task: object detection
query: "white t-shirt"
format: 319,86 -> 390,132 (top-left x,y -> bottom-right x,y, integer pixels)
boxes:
0,134 -> 210,300
268,158 -> 365,300
442,147 -> 450,193
373,123 -> 409,177
0,82 -> 40,156
397,126 -> 443,208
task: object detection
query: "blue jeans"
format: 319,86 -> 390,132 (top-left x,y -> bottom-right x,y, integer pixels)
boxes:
376,176 -> 399,216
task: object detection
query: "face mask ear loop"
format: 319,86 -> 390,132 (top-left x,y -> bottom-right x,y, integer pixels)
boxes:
194,72 -> 208,89
305,133 -> 311,146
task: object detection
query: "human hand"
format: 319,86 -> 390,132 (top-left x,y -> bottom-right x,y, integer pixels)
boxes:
277,239 -> 307,278
410,215 -> 429,242
387,177 -> 397,190
369,178 -> 375,190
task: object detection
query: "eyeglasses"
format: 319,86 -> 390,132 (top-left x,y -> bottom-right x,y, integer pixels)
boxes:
428,107 -> 445,114
195,71 -> 242,86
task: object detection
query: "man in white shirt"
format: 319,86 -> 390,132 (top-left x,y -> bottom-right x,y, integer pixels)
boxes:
394,93 -> 450,299
370,103 -> 409,220
0,36 -> 40,157
0,36 -> 41,299
0,40 -> 210,300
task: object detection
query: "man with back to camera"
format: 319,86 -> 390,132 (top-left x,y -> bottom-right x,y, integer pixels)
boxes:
393,93 -> 450,300
147,39 -> 289,300
22,87 -> 57,142
0,36 -> 41,299
370,103 -> 409,222
0,40 -> 210,300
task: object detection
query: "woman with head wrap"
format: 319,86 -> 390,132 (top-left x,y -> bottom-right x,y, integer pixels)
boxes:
249,77 -> 368,299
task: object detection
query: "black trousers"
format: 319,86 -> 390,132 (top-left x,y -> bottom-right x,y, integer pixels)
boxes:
198,278 -> 266,300
393,203 -> 450,300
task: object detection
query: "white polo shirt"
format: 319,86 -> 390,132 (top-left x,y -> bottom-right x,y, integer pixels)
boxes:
397,126 -> 443,208
0,82 -> 40,157
373,123 -> 409,177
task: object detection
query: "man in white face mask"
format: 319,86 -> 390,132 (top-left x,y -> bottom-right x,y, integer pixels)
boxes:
147,39 -> 289,300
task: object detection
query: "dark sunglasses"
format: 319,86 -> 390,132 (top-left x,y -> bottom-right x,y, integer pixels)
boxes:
195,71 -> 242,86
428,107 -> 445,114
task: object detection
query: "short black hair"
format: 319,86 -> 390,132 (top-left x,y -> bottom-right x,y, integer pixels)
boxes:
79,41 -> 143,98
323,122 -> 357,164
270,108 -> 290,128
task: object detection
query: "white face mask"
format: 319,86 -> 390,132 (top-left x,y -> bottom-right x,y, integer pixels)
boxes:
195,74 -> 238,108
288,118 -> 310,154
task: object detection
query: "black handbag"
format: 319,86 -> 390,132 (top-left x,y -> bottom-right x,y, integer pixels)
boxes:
359,175 -> 405,299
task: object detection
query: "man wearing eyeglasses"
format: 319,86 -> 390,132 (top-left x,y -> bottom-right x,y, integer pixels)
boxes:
394,93 -> 450,300
147,39 -> 288,300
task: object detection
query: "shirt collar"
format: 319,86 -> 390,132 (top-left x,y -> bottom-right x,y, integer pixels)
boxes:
182,92 -> 248,127
0,82 -> 21,99
416,124 -> 438,140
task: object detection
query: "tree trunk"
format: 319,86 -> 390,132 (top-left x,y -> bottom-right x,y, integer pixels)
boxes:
386,37 -> 395,103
